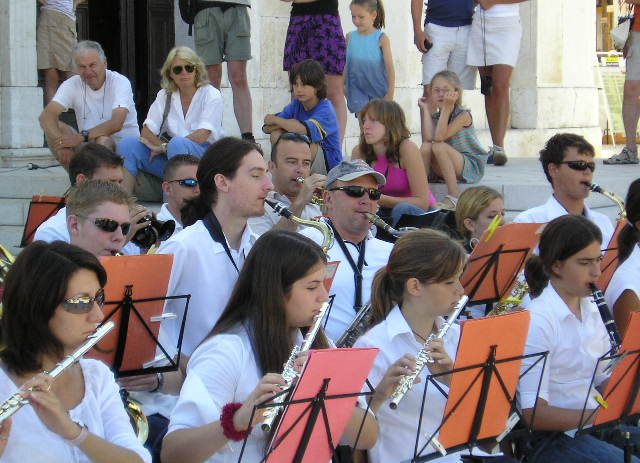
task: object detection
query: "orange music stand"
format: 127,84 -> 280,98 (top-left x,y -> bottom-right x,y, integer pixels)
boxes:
598,219 -> 627,292
461,223 -> 543,305
88,254 -> 190,376
20,195 -> 66,246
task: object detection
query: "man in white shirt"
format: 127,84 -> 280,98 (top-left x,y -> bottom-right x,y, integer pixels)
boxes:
157,154 -> 200,236
514,133 -> 614,248
248,132 -> 324,236
39,40 -> 139,170
301,160 -> 393,341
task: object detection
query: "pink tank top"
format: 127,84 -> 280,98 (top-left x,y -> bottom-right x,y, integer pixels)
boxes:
373,154 -> 437,207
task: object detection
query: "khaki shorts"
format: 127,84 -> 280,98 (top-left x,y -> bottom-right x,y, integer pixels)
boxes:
626,32 -> 640,81
37,9 -> 77,71
194,5 -> 252,65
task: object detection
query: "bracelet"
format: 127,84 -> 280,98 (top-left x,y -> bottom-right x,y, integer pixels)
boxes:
150,372 -> 164,393
220,402 -> 251,441
65,422 -> 89,447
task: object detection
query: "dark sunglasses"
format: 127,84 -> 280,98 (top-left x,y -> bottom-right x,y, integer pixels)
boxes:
61,288 -> 105,314
78,216 -> 131,235
172,64 -> 195,75
329,185 -> 382,201
168,178 -> 198,188
558,160 -> 596,172
277,132 -> 311,145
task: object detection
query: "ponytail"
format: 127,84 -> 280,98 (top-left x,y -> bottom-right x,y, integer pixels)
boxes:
369,268 -> 401,326
524,255 -> 548,299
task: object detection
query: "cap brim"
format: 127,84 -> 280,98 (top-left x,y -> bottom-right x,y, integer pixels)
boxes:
337,171 -> 386,186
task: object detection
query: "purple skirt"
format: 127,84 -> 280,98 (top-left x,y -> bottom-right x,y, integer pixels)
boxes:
283,14 -> 346,76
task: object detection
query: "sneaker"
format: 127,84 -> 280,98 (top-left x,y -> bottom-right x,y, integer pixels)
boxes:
489,145 -> 507,166
603,147 -> 639,165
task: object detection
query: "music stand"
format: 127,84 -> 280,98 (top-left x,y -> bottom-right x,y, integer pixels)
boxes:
597,219 -> 626,292
461,223 -> 543,305
406,311 -> 548,462
239,348 -> 379,463
88,254 -> 190,376
20,195 -> 66,246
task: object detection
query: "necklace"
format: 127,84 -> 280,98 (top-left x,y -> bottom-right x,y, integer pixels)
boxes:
411,329 -> 428,343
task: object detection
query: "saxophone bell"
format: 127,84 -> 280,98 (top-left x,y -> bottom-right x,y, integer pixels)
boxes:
266,199 -> 334,254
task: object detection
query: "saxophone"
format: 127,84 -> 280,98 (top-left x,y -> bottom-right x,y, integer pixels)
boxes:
590,183 -> 626,220
0,244 -> 15,285
389,295 -> 469,409
0,321 -> 115,423
486,272 -> 529,317
261,300 -> 330,432
365,212 -> 417,238
336,303 -> 374,348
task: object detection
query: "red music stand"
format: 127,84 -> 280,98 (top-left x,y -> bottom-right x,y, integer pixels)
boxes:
20,195 -> 66,246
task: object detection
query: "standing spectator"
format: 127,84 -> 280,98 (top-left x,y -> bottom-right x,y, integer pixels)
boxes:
117,46 -> 223,194
466,0 -> 528,166
39,40 -> 139,170
37,0 -> 85,104
345,0 -> 394,116
605,2 -> 640,165
282,0 -> 348,143
193,1 -> 255,142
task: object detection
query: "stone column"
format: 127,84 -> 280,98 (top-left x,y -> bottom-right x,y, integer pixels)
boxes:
0,0 -> 48,167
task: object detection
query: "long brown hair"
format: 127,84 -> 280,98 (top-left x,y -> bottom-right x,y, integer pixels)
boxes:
618,178 -> 640,263
358,99 -> 410,166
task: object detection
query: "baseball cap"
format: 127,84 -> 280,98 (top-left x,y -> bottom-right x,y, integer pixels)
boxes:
326,160 -> 386,188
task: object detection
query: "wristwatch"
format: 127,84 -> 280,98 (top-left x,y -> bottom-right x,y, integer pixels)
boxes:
81,130 -> 90,142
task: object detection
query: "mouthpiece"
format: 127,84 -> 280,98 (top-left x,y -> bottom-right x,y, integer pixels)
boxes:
295,177 -> 305,184
589,183 -> 603,194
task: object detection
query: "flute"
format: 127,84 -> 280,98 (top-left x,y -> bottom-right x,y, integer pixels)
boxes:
389,295 -> 468,409
0,321 -> 115,423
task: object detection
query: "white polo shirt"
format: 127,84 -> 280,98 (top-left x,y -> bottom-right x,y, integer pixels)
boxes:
605,244 -> 640,312
53,70 -> 140,142
514,195 -> 615,250
247,190 -> 322,237
157,203 -> 183,236
519,284 -> 611,411
353,307 -> 463,463
158,220 -> 257,357
300,224 -> 393,342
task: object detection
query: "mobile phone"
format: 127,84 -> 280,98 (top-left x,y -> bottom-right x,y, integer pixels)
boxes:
480,75 -> 493,96
424,39 -> 433,51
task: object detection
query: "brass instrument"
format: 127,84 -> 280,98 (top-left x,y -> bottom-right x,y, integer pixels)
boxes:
265,199 -> 334,254
0,321 -> 115,423
486,272 -> 529,317
262,300 -> 330,432
389,295 -> 469,409
121,390 -> 150,444
295,176 -> 324,208
336,303 -> 374,348
365,212 -> 417,239
0,244 -> 15,284
590,183 -> 626,220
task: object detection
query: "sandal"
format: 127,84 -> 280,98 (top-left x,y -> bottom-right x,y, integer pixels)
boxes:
489,145 -> 507,166
436,195 -> 458,210
603,147 -> 639,165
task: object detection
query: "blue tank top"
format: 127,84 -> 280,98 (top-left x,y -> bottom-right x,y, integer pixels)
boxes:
345,30 -> 388,114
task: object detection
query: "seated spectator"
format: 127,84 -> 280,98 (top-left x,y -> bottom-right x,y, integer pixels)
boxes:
352,99 -> 432,226
263,59 -> 342,174
455,186 -> 504,252
248,132 -> 324,236
419,71 -> 488,209
118,46 -> 223,194
158,154 -> 200,236
39,40 -> 139,170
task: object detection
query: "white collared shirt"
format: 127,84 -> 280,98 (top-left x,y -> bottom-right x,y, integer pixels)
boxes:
514,195 -> 615,250
158,220 -> 257,356
157,203 -> 183,236
519,284 -> 611,411
354,307 -> 463,463
247,190 -> 322,236
605,244 -> 640,312
300,224 -> 393,341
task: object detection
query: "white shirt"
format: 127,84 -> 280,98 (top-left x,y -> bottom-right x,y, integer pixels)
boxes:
53,70 -> 140,142
41,0 -> 75,19
300,224 -> 393,341
247,191 -> 322,237
514,195 -> 615,251
354,307 -> 463,463
158,220 -> 257,357
519,284 -> 611,411
143,86 -> 224,144
605,244 -> 640,312
0,359 -> 151,463
157,203 -> 183,236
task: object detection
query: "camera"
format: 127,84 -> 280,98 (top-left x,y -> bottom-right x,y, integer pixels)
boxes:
131,215 -> 175,249
480,75 -> 493,96
158,132 -> 172,144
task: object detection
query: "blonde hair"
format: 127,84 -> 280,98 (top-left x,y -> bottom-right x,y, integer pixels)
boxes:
455,186 -> 503,240
358,99 -> 411,165
160,46 -> 209,93
66,179 -> 134,218
431,70 -> 463,107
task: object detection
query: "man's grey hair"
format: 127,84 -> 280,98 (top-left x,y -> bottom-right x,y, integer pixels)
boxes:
73,40 -> 107,62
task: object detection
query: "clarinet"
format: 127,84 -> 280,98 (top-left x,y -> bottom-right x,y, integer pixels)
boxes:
0,321 -> 115,423
389,295 -> 468,409
336,303 -> 374,348
261,301 -> 330,432
589,283 -> 622,355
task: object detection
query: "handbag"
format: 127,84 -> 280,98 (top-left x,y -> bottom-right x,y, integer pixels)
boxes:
612,16 -> 632,51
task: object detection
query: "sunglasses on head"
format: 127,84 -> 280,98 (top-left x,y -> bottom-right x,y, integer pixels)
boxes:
61,288 -> 105,314
172,64 -> 195,75
329,185 -> 382,201
168,178 -> 198,188
277,132 -> 311,145
78,215 -> 131,235
558,160 -> 596,172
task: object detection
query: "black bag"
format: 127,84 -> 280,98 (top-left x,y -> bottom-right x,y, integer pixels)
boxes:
178,0 -> 206,35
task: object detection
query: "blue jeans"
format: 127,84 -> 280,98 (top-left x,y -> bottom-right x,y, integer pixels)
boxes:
390,202 -> 426,227
117,136 -> 209,179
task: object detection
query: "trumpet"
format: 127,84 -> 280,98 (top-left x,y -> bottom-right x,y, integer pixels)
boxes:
0,321 -> 115,423
389,295 -> 469,409
295,176 -> 324,207
266,199 -> 334,254
589,183 -> 626,220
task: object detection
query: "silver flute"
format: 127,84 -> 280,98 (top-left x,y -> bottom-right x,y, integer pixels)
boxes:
0,321 -> 115,423
389,295 -> 468,409
262,301 -> 329,432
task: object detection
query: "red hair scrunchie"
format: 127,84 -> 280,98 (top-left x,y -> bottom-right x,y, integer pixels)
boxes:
220,402 -> 251,441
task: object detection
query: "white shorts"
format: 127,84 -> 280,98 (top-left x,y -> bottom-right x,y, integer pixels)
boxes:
466,13 -> 522,67
626,32 -> 640,81
422,23 -> 477,90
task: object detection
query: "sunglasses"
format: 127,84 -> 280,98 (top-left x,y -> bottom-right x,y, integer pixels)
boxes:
172,64 -> 195,75
558,160 -> 596,172
168,178 -> 198,188
78,215 -> 131,236
277,132 -> 311,145
61,288 -> 105,314
329,185 -> 382,201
